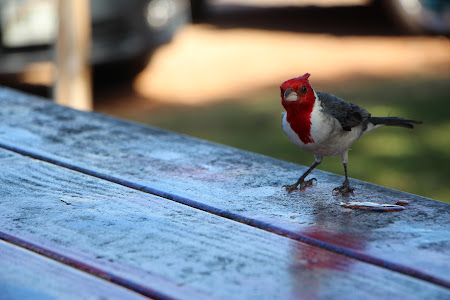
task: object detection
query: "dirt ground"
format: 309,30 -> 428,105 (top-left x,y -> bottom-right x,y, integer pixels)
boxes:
94,1 -> 449,116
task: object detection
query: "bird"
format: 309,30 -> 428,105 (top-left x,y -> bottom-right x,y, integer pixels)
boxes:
280,73 -> 422,195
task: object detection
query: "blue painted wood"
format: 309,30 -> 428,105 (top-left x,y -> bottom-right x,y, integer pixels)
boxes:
0,240 -> 148,300
1,140 -> 448,289
0,149 -> 449,300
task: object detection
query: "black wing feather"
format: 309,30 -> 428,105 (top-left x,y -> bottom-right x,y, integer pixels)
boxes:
317,92 -> 371,131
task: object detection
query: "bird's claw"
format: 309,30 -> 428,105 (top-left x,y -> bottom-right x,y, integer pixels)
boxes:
333,180 -> 354,196
301,178 -> 317,190
283,178 -> 317,193
282,184 -> 298,193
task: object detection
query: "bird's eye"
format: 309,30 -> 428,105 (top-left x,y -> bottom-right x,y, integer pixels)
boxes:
301,86 -> 307,93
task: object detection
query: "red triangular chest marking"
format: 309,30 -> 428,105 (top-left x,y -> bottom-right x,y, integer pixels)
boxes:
286,104 -> 315,144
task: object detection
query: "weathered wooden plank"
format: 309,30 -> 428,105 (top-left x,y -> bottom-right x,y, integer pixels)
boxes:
0,87 -> 449,286
0,240 -> 148,300
1,149 -> 448,299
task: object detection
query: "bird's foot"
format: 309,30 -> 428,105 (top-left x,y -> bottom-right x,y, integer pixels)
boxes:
333,179 -> 354,196
283,178 -> 317,193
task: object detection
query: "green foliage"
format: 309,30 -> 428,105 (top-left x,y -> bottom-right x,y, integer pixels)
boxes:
139,76 -> 450,202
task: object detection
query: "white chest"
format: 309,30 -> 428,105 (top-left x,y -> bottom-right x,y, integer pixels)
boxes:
282,97 -> 364,158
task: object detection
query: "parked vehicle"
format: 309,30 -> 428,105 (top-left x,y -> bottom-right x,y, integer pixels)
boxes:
0,0 -> 191,76
379,0 -> 450,35
192,0 -> 450,34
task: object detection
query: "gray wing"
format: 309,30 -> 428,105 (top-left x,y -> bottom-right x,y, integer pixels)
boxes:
317,92 -> 371,131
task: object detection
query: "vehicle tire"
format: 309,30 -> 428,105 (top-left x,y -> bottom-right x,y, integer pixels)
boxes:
379,0 -> 450,35
190,0 -> 206,23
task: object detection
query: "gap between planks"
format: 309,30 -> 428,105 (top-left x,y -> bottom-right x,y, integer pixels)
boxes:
0,141 -> 449,290
0,231 -> 175,300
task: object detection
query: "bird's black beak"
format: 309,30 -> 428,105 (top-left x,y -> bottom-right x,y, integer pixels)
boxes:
283,88 -> 298,102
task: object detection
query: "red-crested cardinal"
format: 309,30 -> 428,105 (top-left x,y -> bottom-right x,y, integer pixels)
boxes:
280,73 -> 422,195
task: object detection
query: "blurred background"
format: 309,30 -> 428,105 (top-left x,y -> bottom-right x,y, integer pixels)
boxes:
0,0 -> 449,202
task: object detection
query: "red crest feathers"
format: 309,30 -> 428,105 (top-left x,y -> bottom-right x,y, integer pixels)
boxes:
299,73 -> 310,80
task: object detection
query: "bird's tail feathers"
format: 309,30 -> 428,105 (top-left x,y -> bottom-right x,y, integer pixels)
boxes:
369,117 -> 422,129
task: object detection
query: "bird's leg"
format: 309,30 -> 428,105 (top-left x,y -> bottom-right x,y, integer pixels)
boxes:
283,161 -> 320,193
333,163 -> 355,195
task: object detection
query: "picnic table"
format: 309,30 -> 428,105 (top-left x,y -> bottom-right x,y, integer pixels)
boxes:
0,86 -> 449,299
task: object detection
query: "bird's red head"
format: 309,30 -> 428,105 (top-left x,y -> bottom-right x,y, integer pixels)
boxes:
280,73 -> 316,144
280,73 -> 315,110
